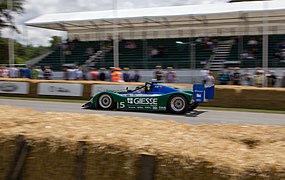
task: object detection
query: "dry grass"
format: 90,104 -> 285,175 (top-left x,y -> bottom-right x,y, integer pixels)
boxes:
0,106 -> 285,179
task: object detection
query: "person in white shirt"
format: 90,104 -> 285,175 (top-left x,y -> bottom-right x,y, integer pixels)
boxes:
75,66 -> 83,80
8,67 -> 19,78
203,71 -> 215,86
67,67 -> 76,80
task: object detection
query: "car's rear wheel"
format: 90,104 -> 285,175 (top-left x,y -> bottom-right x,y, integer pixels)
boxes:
189,102 -> 199,111
168,94 -> 188,114
98,93 -> 114,110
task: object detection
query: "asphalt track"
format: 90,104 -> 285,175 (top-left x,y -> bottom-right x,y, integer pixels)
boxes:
1,99 -> 285,125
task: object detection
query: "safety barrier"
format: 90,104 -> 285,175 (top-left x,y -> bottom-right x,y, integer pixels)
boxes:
0,78 -> 285,110
204,85 -> 285,110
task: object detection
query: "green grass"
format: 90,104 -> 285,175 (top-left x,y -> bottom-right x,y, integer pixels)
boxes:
1,95 -> 284,114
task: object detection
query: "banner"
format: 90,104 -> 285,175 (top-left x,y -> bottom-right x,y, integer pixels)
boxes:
38,83 -> 83,96
0,81 -> 29,94
193,84 -> 205,102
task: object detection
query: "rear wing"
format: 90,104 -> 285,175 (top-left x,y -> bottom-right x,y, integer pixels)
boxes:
193,84 -> 215,102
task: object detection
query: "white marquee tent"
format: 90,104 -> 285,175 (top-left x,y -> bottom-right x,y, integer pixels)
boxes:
25,0 -> 285,40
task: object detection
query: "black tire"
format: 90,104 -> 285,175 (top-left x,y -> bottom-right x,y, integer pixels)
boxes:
97,93 -> 115,110
167,94 -> 189,114
189,102 -> 199,111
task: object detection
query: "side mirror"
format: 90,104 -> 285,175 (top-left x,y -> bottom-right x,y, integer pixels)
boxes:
126,87 -> 129,91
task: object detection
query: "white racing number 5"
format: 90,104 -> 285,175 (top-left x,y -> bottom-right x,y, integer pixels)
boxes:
119,102 -> 125,109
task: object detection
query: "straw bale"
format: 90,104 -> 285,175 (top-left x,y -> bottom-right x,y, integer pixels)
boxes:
0,78 -> 30,82
0,106 -> 285,179
205,86 -> 285,110
0,134 -> 17,179
21,141 -> 77,180
84,144 -> 139,180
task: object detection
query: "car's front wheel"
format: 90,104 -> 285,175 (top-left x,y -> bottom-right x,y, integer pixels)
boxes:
98,93 -> 114,110
167,94 -> 188,114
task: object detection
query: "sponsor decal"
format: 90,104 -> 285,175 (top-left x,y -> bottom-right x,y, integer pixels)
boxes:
0,82 -> 28,94
127,97 -> 158,105
127,98 -> 133,104
159,106 -> 166,110
48,86 -> 70,93
194,90 -> 204,93
0,83 -> 18,92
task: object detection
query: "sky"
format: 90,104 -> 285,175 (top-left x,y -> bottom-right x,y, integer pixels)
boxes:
3,0 -> 229,46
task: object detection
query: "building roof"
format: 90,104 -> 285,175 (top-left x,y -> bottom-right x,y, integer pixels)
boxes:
25,0 -> 285,38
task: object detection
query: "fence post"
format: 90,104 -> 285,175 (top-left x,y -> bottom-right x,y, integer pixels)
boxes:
138,154 -> 156,180
76,141 -> 86,180
6,135 -> 30,180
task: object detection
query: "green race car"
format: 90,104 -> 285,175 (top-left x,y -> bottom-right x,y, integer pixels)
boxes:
82,82 -> 214,114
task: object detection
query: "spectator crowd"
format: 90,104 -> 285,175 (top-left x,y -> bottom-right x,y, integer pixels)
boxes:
0,65 -> 53,80
217,67 -> 285,87
0,65 -> 142,82
1,65 -> 285,88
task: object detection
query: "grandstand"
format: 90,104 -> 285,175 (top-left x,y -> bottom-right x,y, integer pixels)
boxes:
25,0 -> 285,71
37,38 -> 213,70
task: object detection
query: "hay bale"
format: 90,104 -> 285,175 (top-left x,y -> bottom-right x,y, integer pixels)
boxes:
205,86 -> 285,110
0,106 -> 285,179
0,135 -> 17,179
84,144 -> 139,180
21,140 -> 77,180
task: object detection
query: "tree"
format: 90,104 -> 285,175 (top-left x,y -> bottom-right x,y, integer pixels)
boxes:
49,36 -> 62,49
0,0 -> 24,35
229,0 -> 266,2
0,38 -> 9,64
0,37 -> 50,64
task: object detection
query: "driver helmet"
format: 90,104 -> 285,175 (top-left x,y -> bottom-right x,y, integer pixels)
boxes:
145,82 -> 152,92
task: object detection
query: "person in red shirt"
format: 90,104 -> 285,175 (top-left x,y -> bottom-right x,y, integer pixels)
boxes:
90,68 -> 99,80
